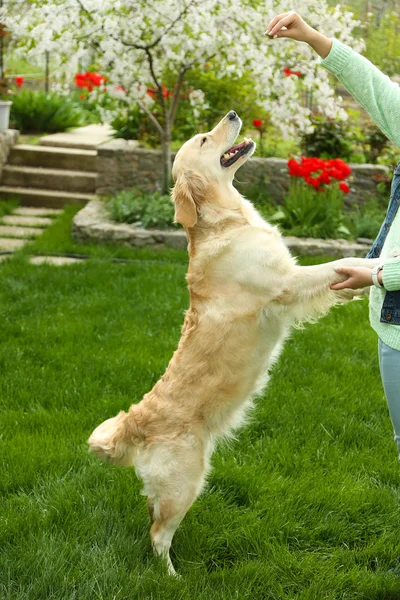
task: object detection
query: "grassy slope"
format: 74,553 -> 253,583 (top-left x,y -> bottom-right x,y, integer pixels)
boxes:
1,209 -> 400,599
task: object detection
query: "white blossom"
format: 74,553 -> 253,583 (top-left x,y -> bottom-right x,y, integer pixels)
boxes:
2,0 -> 362,140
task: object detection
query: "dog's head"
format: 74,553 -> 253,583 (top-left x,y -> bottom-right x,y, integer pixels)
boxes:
171,111 -> 256,228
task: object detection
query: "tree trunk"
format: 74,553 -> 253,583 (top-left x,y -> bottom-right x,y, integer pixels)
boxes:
160,124 -> 172,195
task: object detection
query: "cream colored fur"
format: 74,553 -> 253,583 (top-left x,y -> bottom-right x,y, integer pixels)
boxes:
88,112 -> 380,575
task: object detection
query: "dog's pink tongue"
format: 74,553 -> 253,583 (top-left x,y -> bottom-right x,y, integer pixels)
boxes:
229,141 -> 246,153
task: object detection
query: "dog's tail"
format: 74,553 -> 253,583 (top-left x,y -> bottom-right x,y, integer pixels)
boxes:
88,405 -> 143,467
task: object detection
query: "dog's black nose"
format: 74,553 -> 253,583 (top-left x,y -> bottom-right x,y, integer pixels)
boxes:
228,110 -> 237,121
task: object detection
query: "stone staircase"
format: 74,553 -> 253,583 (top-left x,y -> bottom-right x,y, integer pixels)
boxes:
0,144 -> 97,209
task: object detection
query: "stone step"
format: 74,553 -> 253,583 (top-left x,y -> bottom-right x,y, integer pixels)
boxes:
14,207 -> 63,217
2,165 -> 97,193
0,225 -> 43,238
30,255 -> 84,266
0,237 -> 27,250
1,215 -> 52,227
0,186 -> 94,209
39,124 -> 114,150
8,144 -> 97,172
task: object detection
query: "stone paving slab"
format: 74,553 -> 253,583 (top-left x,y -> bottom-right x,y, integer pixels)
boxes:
39,124 -> 114,150
0,237 -> 26,250
30,256 -> 83,266
2,215 -> 52,227
14,207 -> 63,217
0,225 -> 43,238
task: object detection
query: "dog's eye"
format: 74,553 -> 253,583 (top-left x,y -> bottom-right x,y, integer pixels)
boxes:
201,137 -> 207,146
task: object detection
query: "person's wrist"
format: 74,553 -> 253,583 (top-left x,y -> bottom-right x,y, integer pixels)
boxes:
307,29 -> 332,58
304,26 -> 318,45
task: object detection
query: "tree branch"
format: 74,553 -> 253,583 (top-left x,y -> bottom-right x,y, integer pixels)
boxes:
119,0 -> 198,51
168,67 -> 186,126
145,47 -> 167,117
137,100 -> 164,137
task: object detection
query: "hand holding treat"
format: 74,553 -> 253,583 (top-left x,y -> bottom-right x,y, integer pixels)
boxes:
265,11 -> 332,58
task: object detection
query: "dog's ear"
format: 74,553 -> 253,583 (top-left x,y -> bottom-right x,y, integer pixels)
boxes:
171,170 -> 206,228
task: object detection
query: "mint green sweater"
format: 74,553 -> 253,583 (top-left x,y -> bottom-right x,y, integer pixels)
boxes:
320,39 -> 400,351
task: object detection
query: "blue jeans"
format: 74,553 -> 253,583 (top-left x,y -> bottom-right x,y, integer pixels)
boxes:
378,338 -> 400,455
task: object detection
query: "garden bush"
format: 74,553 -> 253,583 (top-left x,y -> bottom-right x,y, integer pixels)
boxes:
300,116 -> 354,161
10,89 -> 83,133
271,180 -> 349,239
105,188 -> 176,230
363,124 -> 391,164
344,197 -> 387,240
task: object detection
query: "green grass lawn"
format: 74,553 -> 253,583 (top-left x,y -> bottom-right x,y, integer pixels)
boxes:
1,208 -> 400,599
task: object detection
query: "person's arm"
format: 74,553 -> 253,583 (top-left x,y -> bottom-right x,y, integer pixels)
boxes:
329,259 -> 400,291
382,259 -> 400,292
265,11 -> 400,148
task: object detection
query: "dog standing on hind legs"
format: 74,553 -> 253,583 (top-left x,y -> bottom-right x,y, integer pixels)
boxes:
88,111 -> 382,576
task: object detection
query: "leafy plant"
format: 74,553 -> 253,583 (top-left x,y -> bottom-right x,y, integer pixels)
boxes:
105,188 -> 177,230
271,179 -> 349,239
363,124 -> 390,164
111,104 -> 160,147
300,116 -> 354,161
10,89 -> 83,133
344,198 -> 386,240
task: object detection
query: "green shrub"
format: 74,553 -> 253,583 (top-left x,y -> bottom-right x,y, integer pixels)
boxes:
10,90 -> 83,133
271,180 -> 349,239
105,188 -> 177,230
363,124 -> 390,164
300,116 -> 354,161
344,198 -> 386,240
111,104 -> 161,147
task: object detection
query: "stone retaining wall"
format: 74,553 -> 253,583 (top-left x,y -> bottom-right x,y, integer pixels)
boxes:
73,199 -> 371,257
96,139 -> 390,206
1,130 -> 19,180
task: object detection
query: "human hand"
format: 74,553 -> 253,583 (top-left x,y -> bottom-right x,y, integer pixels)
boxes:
330,267 -> 374,291
265,11 -> 332,59
265,11 -> 314,43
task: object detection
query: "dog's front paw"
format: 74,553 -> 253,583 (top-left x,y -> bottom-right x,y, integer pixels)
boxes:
333,288 -> 361,303
388,247 -> 400,259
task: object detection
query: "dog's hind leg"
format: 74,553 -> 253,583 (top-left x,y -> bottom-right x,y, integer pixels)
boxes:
147,442 -> 209,576
150,489 -> 200,576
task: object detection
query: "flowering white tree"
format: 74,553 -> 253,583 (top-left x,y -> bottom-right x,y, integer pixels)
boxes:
3,0 -> 363,191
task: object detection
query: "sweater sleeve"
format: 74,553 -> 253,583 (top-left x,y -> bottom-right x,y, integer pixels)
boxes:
383,258 -> 400,292
319,39 -> 400,149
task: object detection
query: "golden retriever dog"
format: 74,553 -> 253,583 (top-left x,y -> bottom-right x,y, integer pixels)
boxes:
88,111 -> 380,575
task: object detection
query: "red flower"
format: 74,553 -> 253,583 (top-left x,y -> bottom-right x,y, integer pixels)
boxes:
115,86 -> 126,93
75,71 -> 106,91
80,94 -> 85,100
287,156 -> 351,192
305,175 -> 321,189
147,84 -> 172,99
283,67 -> 303,78
15,76 -> 24,88
253,119 -> 263,128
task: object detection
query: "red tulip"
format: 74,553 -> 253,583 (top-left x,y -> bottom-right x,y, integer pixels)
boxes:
15,76 -> 24,88
339,182 -> 350,193
253,119 -> 263,128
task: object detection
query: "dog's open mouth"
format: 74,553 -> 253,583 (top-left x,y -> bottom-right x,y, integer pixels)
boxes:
220,138 -> 255,168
